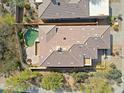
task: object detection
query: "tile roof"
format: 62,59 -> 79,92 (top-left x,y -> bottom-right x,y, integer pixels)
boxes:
38,0 -> 109,19
38,25 -> 110,67
38,0 -> 89,19
42,51 -> 84,67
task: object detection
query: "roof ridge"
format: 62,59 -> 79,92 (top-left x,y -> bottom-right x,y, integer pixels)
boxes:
84,37 -> 107,48
40,51 -> 55,66
68,52 -> 83,65
68,44 -> 96,59
40,1 -> 52,18
46,25 -> 56,35
68,0 -> 81,4
101,26 -> 110,37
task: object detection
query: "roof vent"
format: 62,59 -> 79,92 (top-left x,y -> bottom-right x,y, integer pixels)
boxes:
58,47 -> 63,52
77,41 -> 80,43
71,62 -> 74,64
58,62 -> 61,64
47,62 -> 50,64
95,34 -> 98,36
69,0 -> 81,4
93,48 -> 96,50
49,49 -> 52,52
70,28 -> 73,30
58,2 -> 60,6
56,28 -> 58,33
80,45 -> 83,48
63,37 -> 66,40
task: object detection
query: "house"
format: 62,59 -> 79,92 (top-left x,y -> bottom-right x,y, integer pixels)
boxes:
33,25 -> 110,67
26,0 -> 111,68
38,0 -> 109,21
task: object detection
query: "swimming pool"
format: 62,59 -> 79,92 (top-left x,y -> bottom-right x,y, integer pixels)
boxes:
24,28 -> 38,47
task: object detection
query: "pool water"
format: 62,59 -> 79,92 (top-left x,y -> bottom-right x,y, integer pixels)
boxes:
24,28 -> 38,47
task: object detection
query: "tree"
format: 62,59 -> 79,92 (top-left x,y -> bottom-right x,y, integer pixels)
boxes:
41,72 -> 64,90
0,13 -> 20,76
5,0 -> 25,8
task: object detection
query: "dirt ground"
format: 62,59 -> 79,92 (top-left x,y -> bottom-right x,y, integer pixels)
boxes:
111,44 -> 122,70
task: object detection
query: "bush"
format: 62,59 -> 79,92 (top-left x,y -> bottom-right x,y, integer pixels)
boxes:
3,89 -> 13,93
87,78 -> 113,93
110,63 -> 116,69
116,78 -> 122,84
25,3 -> 31,10
18,31 -> 23,39
112,24 -> 119,31
106,64 -> 122,84
71,72 -> 88,83
6,70 -> 41,91
41,72 -> 64,90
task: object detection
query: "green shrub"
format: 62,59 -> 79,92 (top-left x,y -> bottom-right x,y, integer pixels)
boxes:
116,78 -> 122,84
25,3 -> 31,10
71,72 -> 88,83
41,72 -> 64,90
6,70 -> 40,91
106,64 -> 122,84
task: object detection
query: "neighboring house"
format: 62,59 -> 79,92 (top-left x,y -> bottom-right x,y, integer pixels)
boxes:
38,0 -> 109,20
35,25 -> 110,67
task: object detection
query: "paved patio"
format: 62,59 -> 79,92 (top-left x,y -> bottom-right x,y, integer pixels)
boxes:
26,40 -> 40,65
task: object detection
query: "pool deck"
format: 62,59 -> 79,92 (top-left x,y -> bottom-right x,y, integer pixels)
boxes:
26,38 -> 40,65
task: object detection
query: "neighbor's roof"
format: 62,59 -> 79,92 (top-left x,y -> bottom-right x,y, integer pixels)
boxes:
89,0 -> 109,16
38,25 -> 110,67
38,0 -> 109,19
